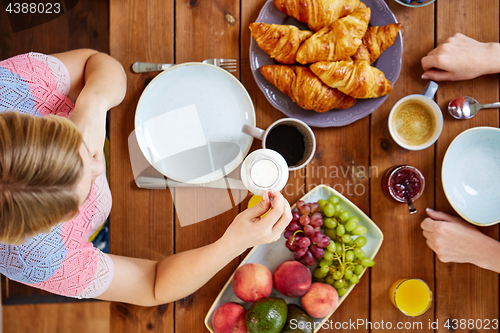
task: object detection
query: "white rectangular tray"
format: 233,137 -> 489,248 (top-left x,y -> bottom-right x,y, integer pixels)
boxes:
204,185 -> 384,333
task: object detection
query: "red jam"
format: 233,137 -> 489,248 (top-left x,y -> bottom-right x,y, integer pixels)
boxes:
383,165 -> 425,203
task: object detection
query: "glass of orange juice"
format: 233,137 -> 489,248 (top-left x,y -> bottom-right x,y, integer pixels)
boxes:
389,278 -> 432,317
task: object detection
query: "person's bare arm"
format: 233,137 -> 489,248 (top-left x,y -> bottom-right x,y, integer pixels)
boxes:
51,49 -> 126,160
421,33 -> 500,81
421,208 -> 500,273
97,191 -> 292,306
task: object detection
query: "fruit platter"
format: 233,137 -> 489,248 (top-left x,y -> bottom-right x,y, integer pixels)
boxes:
205,185 -> 383,333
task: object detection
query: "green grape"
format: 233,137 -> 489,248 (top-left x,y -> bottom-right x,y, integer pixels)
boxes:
361,258 -> 375,267
345,250 -> 354,262
323,251 -> 334,261
335,242 -> 343,253
354,265 -> 364,276
342,234 -> 352,244
347,216 -> 359,225
339,210 -> 351,222
332,270 -> 342,280
325,275 -> 335,285
320,265 -> 330,274
333,281 -> 345,289
337,287 -> 348,297
345,238 -> 354,246
313,268 -> 328,279
318,199 -> 328,210
354,248 -> 365,259
333,204 -> 344,217
336,225 -> 345,237
323,203 -> 335,217
345,219 -> 358,232
354,236 -> 367,247
319,258 -> 332,267
344,269 -> 353,280
350,275 -> 360,284
326,242 -> 336,253
352,225 -> 367,236
328,196 -> 340,205
324,228 -> 337,240
324,217 -> 337,229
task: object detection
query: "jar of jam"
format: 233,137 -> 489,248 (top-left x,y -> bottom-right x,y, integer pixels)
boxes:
382,165 -> 425,203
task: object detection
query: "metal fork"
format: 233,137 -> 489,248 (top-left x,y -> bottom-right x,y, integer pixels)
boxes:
132,59 -> 237,73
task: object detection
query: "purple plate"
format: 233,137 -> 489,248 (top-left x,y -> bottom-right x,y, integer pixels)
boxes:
250,0 -> 403,127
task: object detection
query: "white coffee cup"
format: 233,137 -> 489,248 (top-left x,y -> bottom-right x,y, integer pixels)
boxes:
243,118 -> 316,171
388,81 -> 443,151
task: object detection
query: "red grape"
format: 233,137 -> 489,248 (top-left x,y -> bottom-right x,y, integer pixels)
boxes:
291,211 -> 301,223
285,239 -> 298,251
286,221 -> 302,233
287,235 -> 301,247
299,215 -> 310,226
313,227 -> 321,233
309,217 -> 323,228
310,232 -> 322,244
310,202 -> 320,214
298,237 -> 311,248
310,245 -> 325,258
294,247 -> 307,260
284,230 -> 293,239
317,235 -> 331,248
303,225 -> 315,236
302,250 -> 315,266
311,212 -> 322,220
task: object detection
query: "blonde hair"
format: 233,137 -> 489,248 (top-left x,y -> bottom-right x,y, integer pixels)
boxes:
0,111 -> 83,245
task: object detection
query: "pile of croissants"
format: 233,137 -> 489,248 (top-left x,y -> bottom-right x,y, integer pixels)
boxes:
250,0 -> 401,113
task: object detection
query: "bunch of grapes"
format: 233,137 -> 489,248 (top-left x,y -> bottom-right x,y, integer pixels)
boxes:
284,200 -> 331,266
312,196 -> 375,297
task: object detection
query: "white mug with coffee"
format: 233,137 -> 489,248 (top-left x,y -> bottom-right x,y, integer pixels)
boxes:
388,81 -> 443,151
243,118 -> 316,171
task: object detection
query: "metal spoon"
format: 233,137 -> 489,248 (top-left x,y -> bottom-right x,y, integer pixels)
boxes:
448,96 -> 500,119
402,180 -> 417,214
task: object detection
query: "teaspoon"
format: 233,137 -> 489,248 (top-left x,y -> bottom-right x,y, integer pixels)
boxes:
448,96 -> 500,119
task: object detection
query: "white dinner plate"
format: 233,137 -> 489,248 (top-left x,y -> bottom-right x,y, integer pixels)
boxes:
442,127 -> 500,226
134,63 -> 256,184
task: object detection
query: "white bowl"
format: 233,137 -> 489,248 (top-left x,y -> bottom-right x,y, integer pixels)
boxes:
442,127 -> 500,226
204,185 -> 384,333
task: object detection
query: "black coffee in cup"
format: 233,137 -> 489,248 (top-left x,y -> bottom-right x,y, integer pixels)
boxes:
265,124 -> 305,167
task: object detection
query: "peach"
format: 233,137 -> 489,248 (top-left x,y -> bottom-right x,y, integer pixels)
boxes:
212,302 -> 247,333
273,260 -> 312,297
301,282 -> 339,318
232,263 -> 273,302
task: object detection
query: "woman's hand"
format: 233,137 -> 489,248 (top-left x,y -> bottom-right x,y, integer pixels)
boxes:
421,33 -> 500,81
221,191 -> 292,255
421,208 -> 500,272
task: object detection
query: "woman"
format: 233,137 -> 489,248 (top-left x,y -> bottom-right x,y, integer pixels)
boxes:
420,33 -> 500,273
0,49 -> 292,305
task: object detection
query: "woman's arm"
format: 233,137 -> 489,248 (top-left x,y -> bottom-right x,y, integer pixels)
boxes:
51,49 -> 127,160
421,208 -> 500,273
421,33 -> 500,81
97,191 -> 292,306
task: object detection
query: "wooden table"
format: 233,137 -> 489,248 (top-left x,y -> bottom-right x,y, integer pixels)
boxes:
112,0 -> 497,331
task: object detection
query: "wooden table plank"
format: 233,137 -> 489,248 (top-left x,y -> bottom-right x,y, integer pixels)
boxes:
109,0 -> 175,332
173,1 -> 243,332
369,2 -> 436,331
434,0 -> 500,330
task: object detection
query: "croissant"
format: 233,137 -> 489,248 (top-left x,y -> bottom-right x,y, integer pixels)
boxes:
351,23 -> 402,64
249,23 -> 313,64
274,0 -> 362,32
310,60 -> 392,98
260,65 -> 356,112
295,8 -> 371,65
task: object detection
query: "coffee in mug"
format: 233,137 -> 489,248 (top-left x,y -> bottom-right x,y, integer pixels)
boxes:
388,81 -> 443,151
